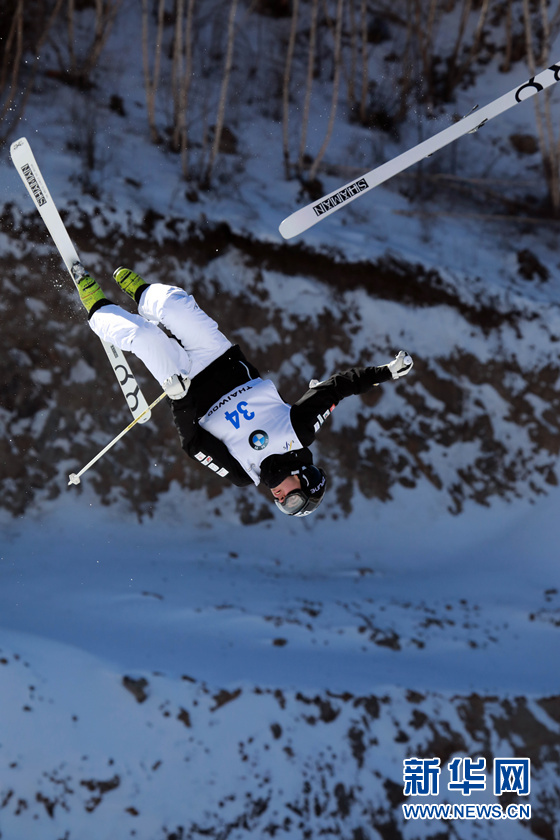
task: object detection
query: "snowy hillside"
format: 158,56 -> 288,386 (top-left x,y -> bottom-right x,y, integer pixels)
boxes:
1,2 -> 560,838
2,491 -> 560,839
3,4 -> 560,521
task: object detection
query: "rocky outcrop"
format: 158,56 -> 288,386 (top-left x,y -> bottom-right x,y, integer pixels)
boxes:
1,206 -> 560,521
0,643 -> 558,839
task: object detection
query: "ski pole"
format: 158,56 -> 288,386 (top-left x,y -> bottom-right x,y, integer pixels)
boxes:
68,392 -> 168,486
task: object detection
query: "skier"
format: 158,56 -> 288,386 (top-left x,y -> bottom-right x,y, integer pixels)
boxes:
74,267 -> 413,517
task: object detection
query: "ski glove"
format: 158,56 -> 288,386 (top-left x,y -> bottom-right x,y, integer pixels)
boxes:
387,350 -> 413,380
163,373 -> 191,400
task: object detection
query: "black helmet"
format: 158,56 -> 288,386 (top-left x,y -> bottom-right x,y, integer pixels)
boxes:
274,466 -> 327,517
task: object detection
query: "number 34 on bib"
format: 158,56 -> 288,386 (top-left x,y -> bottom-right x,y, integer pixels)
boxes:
225,401 -> 255,429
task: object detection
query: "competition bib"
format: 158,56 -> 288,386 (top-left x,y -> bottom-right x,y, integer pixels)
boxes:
199,378 -> 303,484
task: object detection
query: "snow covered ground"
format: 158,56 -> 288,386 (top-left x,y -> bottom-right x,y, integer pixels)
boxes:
1,480 -> 559,838
2,483 -> 560,698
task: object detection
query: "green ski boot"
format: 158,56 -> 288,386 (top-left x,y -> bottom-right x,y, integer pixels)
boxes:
72,263 -> 107,314
113,267 -> 149,304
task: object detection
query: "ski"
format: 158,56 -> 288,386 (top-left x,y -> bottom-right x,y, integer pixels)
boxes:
10,136 -> 151,423
279,61 -> 560,239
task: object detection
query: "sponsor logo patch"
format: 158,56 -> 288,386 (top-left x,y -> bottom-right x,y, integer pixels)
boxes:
313,404 -> 336,433
195,451 -> 229,478
249,430 -> 269,451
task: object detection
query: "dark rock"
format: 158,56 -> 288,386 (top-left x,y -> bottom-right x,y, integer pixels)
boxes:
122,676 -> 149,703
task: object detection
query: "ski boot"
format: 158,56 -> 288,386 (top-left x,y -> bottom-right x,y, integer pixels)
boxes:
113,267 -> 150,304
72,262 -> 107,314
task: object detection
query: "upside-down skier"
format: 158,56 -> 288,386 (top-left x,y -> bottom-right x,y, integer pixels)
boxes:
74,266 -> 413,517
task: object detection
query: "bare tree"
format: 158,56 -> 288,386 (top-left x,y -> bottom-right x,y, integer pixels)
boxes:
64,0 -> 123,87
171,0 -> 186,147
359,0 -> 368,124
401,0 -> 495,107
0,0 -> 24,130
308,0 -> 345,182
413,0 -> 439,108
297,0 -> 319,174
522,0 -> 560,213
0,0 -> 64,141
445,0 -> 491,97
282,0 -> 300,179
501,0 -> 514,73
141,0 -> 166,144
204,0 -> 240,186
282,0 -> 347,183
346,0 -> 357,107
177,0 -> 197,178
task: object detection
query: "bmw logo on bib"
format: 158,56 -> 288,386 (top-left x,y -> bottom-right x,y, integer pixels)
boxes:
249,430 -> 269,451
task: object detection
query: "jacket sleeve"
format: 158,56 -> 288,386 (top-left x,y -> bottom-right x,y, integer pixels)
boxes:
184,426 -> 254,487
171,400 -> 253,487
290,365 -> 392,446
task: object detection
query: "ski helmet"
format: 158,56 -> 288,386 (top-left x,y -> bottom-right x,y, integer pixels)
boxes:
274,465 -> 327,517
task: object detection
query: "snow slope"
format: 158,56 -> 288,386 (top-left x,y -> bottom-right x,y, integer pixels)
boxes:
2,485 -> 560,697
1,483 -> 560,838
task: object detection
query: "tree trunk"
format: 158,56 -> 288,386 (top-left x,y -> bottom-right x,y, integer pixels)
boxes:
308,0 -> 345,182
523,0 -> 560,213
282,0 -> 299,179
297,0 -> 319,173
204,0 -> 239,186
359,0 -> 368,124
171,0 -> 185,152
142,0 -> 166,145
1,0 -> 65,141
180,0 -> 197,179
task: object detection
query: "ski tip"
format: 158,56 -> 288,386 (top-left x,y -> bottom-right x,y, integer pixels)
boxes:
10,136 -> 28,155
280,208 -> 318,240
278,216 -> 298,240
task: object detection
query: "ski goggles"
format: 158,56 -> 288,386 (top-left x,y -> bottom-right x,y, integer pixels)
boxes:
274,489 -> 321,517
